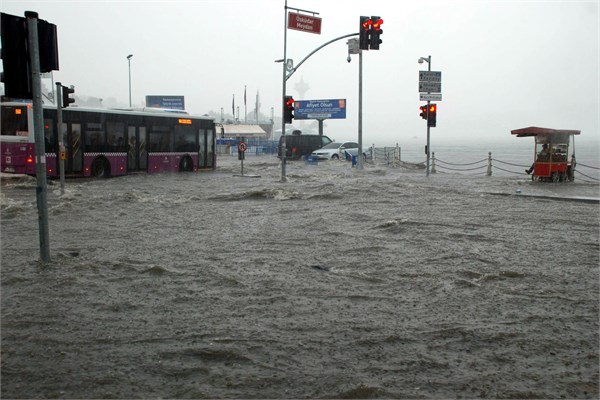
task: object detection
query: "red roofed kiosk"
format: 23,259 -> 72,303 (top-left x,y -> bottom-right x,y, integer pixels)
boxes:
511,126 -> 580,182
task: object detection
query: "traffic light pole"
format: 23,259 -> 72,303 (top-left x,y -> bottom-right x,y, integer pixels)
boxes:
56,82 -> 65,194
280,20 -> 359,180
26,11 -> 50,263
280,0 -> 289,182
357,48 -> 364,170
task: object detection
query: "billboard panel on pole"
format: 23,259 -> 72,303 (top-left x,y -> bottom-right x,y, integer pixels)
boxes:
294,99 -> 346,120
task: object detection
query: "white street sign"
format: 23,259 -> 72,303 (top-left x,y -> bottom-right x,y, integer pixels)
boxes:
420,93 -> 442,101
419,71 -> 442,82
419,81 -> 441,93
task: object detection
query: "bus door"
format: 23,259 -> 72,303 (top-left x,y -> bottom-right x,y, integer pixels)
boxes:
206,128 -> 214,168
198,128 -> 206,168
127,126 -> 147,171
64,123 -> 83,173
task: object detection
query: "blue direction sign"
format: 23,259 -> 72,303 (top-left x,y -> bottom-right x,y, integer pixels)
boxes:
294,99 -> 347,120
145,95 -> 185,110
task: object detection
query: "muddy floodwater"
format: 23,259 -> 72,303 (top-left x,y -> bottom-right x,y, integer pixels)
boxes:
1,156 -> 599,399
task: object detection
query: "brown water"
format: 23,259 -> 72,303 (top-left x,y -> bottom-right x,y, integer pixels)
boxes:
1,156 -> 598,399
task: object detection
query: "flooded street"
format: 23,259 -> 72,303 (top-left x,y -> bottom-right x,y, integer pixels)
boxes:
1,156 -> 599,399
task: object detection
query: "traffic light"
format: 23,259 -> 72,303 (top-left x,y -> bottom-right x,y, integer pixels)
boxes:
62,85 -> 75,108
359,16 -> 371,51
283,95 -> 294,124
428,104 -> 437,127
1,13 -> 31,99
369,16 -> 383,50
419,105 -> 428,120
37,19 -> 59,73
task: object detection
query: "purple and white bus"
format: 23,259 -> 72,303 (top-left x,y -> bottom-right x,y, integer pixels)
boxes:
1,102 -> 216,177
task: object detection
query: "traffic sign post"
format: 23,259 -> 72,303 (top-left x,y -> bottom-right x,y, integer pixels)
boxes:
418,61 -> 443,177
238,140 -> 246,174
233,139 -> 260,178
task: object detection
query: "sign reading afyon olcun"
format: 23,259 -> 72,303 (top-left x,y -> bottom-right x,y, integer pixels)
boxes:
294,99 -> 347,120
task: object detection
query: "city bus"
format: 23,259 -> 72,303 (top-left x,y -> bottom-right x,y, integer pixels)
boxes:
0,101 -> 216,178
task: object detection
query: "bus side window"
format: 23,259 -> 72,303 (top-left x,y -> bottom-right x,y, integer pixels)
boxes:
106,122 -> 125,152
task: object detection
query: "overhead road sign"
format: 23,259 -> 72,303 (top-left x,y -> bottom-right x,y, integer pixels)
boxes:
294,99 -> 347,120
418,81 -> 441,93
419,71 -> 441,82
146,95 -> 185,110
420,93 -> 442,101
288,13 -> 322,35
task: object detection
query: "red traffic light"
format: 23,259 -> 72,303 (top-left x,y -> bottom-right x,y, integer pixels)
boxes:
285,97 -> 294,109
429,104 -> 436,113
284,95 -> 295,123
361,18 -> 372,31
372,18 -> 383,31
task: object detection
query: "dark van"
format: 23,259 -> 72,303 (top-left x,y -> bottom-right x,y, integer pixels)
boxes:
278,133 -> 332,160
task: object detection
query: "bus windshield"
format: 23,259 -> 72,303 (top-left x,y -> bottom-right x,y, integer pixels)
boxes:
1,105 -> 29,137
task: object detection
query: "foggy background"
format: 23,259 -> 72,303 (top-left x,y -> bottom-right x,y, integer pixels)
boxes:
2,0 -> 598,147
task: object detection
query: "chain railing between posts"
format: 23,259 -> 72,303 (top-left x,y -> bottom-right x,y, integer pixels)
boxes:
431,152 -> 599,183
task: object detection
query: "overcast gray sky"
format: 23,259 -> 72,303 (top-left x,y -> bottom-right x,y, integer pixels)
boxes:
3,0 -> 599,146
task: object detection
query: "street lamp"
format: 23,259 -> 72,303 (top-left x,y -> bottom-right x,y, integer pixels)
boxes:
127,54 -> 133,107
419,55 -> 431,176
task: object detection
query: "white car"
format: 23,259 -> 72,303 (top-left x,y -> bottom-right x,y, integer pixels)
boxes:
311,141 -> 358,160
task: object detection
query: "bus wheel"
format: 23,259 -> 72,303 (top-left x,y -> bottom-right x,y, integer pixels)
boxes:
179,156 -> 194,172
91,157 -> 110,178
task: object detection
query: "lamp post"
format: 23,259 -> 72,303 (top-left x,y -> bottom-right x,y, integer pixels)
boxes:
347,38 -> 363,170
419,55 -> 431,177
127,54 -> 133,107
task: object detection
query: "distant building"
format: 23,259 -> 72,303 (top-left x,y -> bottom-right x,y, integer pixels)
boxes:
219,124 -> 271,140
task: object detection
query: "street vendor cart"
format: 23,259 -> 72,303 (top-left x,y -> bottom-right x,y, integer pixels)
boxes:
511,126 -> 580,182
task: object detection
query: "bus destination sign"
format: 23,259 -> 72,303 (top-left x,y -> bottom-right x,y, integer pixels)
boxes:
288,13 -> 322,35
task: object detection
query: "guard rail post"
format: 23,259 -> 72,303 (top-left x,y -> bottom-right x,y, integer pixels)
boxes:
487,152 -> 492,176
